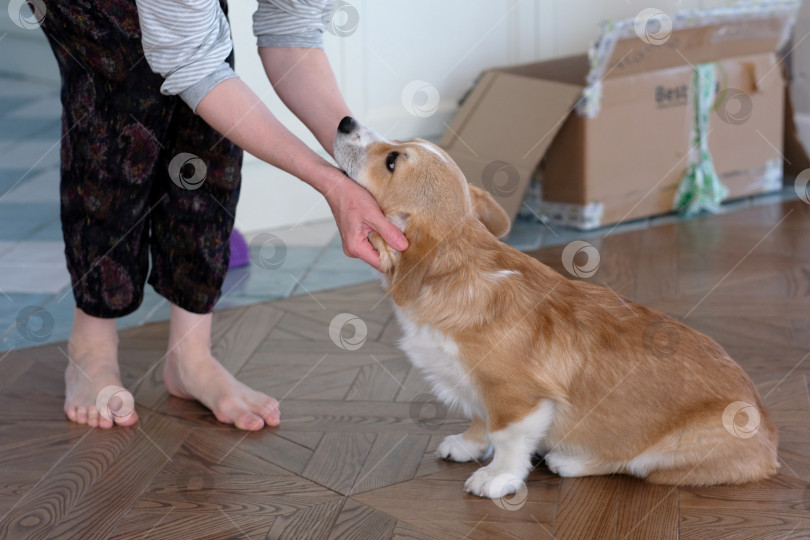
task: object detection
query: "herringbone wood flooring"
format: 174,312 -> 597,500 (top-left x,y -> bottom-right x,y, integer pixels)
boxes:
2,199 -> 810,539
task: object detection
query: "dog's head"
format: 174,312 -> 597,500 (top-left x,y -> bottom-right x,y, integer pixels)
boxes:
334,116 -> 510,304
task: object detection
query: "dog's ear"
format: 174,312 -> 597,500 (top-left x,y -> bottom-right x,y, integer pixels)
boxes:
469,184 -> 511,238
369,231 -> 398,273
369,212 -> 409,273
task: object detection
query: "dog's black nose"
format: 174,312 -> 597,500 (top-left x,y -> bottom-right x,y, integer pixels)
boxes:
338,116 -> 356,134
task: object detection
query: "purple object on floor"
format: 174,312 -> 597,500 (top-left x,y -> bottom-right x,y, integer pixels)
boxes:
229,228 -> 250,269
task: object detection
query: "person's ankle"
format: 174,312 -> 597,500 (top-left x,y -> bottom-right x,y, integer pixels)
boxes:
166,338 -> 213,365
69,310 -> 119,352
67,334 -> 119,366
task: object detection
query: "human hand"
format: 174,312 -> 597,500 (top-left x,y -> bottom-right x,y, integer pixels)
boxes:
325,174 -> 408,271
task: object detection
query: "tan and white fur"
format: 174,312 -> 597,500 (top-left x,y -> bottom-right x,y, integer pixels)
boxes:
333,117 -> 778,498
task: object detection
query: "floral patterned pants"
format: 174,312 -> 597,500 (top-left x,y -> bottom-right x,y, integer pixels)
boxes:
39,0 -> 243,317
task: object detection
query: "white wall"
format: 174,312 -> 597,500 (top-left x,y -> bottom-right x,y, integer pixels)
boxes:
0,0 -> 749,232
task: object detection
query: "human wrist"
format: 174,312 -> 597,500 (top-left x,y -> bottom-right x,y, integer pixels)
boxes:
310,162 -> 351,200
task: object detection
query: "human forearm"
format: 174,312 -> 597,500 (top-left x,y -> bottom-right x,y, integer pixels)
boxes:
259,47 -> 351,157
195,77 -> 343,195
197,62 -> 408,270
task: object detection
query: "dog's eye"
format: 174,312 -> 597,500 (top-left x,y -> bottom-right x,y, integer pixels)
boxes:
386,151 -> 399,173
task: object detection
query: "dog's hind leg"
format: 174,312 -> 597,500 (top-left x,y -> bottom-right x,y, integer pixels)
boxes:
634,405 -> 779,485
644,425 -> 779,486
544,450 -> 619,478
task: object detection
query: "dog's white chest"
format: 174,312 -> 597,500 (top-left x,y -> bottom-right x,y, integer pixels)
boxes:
394,308 -> 482,418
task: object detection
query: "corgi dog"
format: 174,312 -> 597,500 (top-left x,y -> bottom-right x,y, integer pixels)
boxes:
333,116 -> 778,498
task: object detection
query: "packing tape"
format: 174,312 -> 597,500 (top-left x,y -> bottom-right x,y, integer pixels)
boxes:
576,81 -> 603,119
518,176 -> 606,230
674,63 -> 729,216
762,158 -> 784,191
538,200 -> 605,231
581,0 -> 799,118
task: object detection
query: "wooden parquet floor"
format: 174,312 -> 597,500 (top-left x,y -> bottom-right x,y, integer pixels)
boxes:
2,199 -> 810,539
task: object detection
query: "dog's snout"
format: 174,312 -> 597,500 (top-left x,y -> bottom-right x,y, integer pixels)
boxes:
338,116 -> 357,135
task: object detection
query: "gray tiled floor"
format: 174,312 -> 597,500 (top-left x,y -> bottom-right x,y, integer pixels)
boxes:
0,73 -> 802,354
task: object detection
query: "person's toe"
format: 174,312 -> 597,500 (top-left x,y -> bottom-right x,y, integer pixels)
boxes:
211,396 -> 255,430
106,389 -> 138,426
115,408 -> 138,427
87,407 -> 100,428
98,414 -> 115,429
235,412 -> 265,431
75,406 -> 88,424
256,396 -> 280,427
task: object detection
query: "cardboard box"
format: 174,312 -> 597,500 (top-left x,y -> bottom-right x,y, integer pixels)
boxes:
440,5 -> 798,230
791,0 -> 810,114
788,0 -> 810,176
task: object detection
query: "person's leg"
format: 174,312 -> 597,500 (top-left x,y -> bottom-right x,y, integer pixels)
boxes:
39,0 -> 173,427
162,304 -> 279,430
148,0 -> 279,430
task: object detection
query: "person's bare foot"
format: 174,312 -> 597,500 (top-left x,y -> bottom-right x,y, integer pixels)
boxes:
64,308 -> 138,428
163,347 -> 280,430
162,304 -> 280,431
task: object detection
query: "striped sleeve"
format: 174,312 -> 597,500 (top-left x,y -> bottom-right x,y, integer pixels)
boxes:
135,0 -> 238,112
253,0 -> 333,48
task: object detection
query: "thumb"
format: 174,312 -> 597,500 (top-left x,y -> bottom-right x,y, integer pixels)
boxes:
372,215 -> 408,252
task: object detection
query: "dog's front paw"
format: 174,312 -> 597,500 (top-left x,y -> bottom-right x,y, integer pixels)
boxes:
437,434 -> 491,462
464,467 -> 526,499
